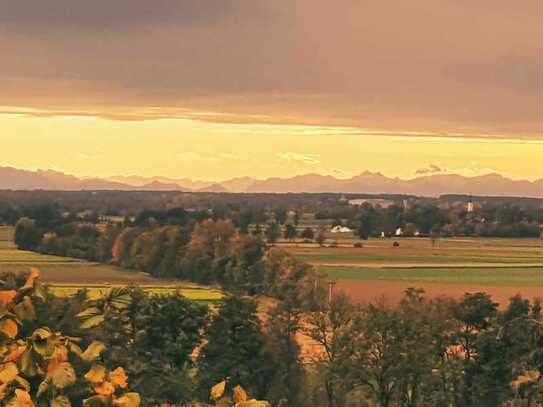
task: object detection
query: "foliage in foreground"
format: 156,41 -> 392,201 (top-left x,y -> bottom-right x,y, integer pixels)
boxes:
0,268 -> 139,406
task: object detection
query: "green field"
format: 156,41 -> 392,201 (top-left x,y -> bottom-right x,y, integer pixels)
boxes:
322,266 -> 543,286
284,236 -> 543,287
0,226 -> 223,302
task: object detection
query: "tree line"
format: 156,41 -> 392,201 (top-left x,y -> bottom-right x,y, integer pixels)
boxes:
6,268 -> 543,406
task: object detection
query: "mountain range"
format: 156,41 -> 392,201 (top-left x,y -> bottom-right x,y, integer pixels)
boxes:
1,166 -> 543,197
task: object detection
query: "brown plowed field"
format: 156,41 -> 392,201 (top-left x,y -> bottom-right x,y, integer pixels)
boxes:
337,280 -> 543,308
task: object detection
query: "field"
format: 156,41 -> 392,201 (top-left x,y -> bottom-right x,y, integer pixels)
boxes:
0,226 -> 223,303
282,236 -> 543,305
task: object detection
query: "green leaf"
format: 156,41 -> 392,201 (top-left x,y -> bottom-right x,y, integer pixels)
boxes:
52,396 -> 72,407
51,362 -> 76,389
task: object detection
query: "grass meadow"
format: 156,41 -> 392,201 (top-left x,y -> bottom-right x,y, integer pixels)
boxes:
0,226 -> 223,303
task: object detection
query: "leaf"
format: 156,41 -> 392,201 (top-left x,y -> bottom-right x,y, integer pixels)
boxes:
22,268 -> 40,290
85,365 -> 106,384
211,380 -> 226,400
113,393 -> 140,407
93,381 -> 114,397
31,327 -> 52,340
15,375 -> 30,391
4,343 -> 27,362
0,318 -> 18,339
47,346 -> 69,377
236,401 -> 271,407
106,288 -> 132,310
82,396 -> 106,407
19,349 -> 38,377
51,396 -> 71,407
81,341 -> 106,362
36,378 -> 50,398
6,389 -> 34,407
108,367 -> 128,389
233,385 -> 248,403
0,291 -> 17,307
14,297 -> 36,321
76,308 -> 100,319
0,362 -> 19,384
51,362 -> 76,389
80,316 -> 105,330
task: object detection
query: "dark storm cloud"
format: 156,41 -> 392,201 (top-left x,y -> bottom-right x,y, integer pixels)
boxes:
1,0 -> 543,137
0,0 -> 266,29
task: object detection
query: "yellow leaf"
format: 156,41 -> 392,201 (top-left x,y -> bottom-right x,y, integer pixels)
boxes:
81,341 -> 106,362
0,318 -> 18,339
211,380 -> 226,400
236,401 -> 270,407
113,393 -> 141,407
85,365 -> 106,384
6,389 -> 34,407
0,291 -> 17,307
51,362 -> 76,389
94,381 -> 115,397
47,346 -> 69,377
233,385 -> 248,403
51,396 -> 72,407
108,367 -> 128,389
0,362 -> 19,384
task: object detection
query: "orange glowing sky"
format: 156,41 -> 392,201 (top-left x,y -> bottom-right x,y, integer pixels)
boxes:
2,1 -> 543,181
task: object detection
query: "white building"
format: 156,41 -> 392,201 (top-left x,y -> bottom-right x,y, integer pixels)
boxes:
330,225 -> 353,233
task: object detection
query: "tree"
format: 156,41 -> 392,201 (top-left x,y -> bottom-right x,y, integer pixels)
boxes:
300,227 -> 315,241
284,224 -> 298,242
303,293 -> 358,407
266,222 -> 280,245
274,207 -> 288,225
198,296 -> 275,399
14,217 -> 41,250
265,299 -> 305,406
316,226 -> 327,247
82,289 -> 208,404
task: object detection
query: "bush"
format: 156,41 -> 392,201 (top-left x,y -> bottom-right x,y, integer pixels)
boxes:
393,241 -> 400,247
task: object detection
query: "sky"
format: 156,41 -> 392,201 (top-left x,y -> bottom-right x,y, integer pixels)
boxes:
2,0 -> 543,181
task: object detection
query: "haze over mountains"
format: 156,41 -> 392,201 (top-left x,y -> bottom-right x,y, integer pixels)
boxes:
2,166 -> 543,198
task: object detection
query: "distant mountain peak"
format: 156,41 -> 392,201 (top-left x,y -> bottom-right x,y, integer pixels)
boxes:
1,166 -> 542,197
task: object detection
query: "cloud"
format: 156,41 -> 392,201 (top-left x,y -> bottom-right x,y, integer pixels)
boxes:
2,1 -> 543,137
218,153 -> 241,160
278,152 -> 320,166
175,152 -> 219,162
415,164 -> 445,175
